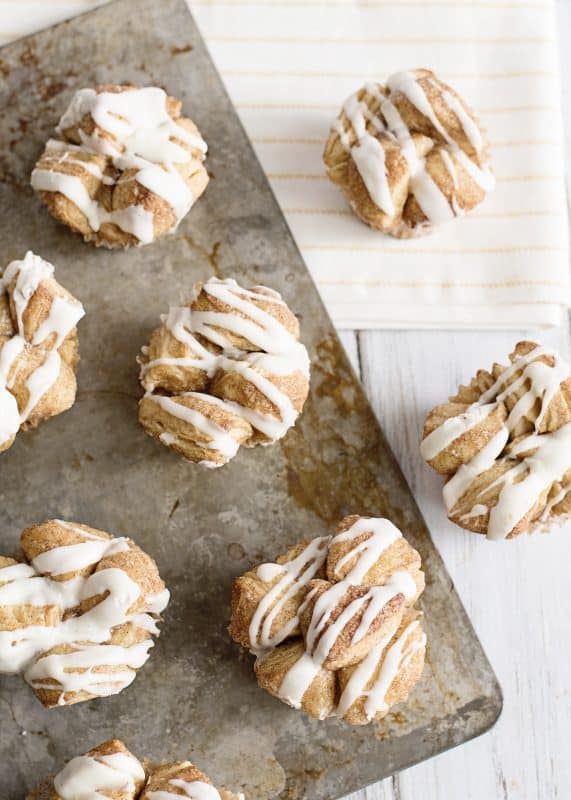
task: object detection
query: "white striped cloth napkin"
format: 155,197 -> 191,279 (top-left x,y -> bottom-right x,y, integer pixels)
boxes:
4,0 -> 570,329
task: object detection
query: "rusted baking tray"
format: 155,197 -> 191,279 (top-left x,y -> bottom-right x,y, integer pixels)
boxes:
0,0 -> 502,796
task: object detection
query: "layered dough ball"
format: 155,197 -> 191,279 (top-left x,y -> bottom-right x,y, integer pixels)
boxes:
27,739 -> 244,800
138,277 -> 310,467
0,520 -> 169,707
421,341 -> 571,540
0,251 -> 84,453
324,69 -> 494,237
31,85 -> 209,248
229,515 -> 426,724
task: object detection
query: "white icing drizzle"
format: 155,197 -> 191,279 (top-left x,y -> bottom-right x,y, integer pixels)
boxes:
191,281 -> 302,357
540,482 -> 571,521
0,522 -> 169,702
54,750 -> 145,800
437,86 -> 483,152
147,778 -> 222,800
332,71 -> 494,229
31,86 -> 207,244
147,392 -> 241,463
336,619 -> 426,721
350,135 -> 394,216
423,344 -> 571,539
420,402 -> 497,462
486,424 -> 571,540
141,278 -> 310,464
256,563 -> 287,582
50,747 -> 236,800
140,306 -> 220,384
438,148 -> 457,186
0,252 -> 84,447
40,140 -> 115,185
459,503 -> 488,522
249,536 -> 330,653
442,427 -> 509,512
253,518 -> 419,715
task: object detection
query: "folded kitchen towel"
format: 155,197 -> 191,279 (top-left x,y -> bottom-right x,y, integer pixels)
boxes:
5,0 -> 570,329
193,0 -> 570,329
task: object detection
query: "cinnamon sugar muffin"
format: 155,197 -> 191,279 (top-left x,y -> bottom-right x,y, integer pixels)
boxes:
31,85 -> 209,247
421,341 -> 571,539
324,69 -> 494,237
138,277 -> 310,467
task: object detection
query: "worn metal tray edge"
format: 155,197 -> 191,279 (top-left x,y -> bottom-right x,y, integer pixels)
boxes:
0,0 -> 503,795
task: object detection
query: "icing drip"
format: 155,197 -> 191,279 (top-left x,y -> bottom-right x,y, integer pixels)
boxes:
249,536 -> 330,652
336,620 -> 426,720
147,779 -> 222,800
420,402 -> 498,461
424,345 -> 571,538
50,748 -> 236,800
350,136 -> 394,216
541,482 -> 571,521
332,71 -> 494,228
268,519 -> 418,713
486,425 -> 571,540
147,392 -> 242,463
459,503 -> 488,522
0,524 -> 169,701
191,281 -> 302,357
54,751 -> 145,800
31,86 -> 208,244
141,278 -> 310,463
0,252 -> 84,447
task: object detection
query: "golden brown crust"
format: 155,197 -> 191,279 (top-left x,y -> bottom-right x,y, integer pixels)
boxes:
142,761 -> 212,798
139,392 -> 253,467
21,520 -> 110,580
300,579 -> 405,670
337,612 -> 426,725
327,515 -> 425,602
423,401 -> 508,476
144,325 -> 218,394
255,640 -> 337,720
191,284 -> 300,351
229,539 -> 327,650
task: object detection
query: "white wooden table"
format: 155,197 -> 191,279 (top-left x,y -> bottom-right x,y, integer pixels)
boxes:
341,4 -> 571,796
3,1 -> 571,798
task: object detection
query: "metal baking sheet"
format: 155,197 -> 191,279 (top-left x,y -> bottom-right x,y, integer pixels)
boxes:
0,1 -> 502,797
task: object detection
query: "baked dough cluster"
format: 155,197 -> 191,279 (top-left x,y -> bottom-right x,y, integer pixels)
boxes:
31,85 -> 209,248
27,739 -> 244,800
0,251 -> 84,454
421,341 -> 571,540
323,69 -> 494,237
0,520 -> 169,707
229,515 -> 426,724
138,276 -> 310,467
